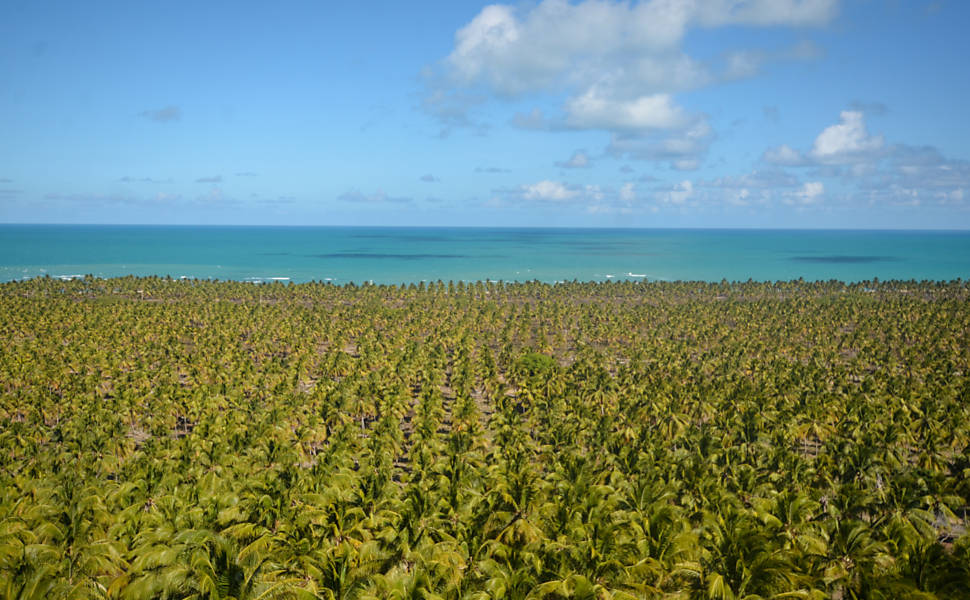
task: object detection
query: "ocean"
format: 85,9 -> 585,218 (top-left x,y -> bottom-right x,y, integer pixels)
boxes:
2,225 -> 969,284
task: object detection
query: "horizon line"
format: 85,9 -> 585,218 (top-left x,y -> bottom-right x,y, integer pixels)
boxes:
2,222 -> 969,233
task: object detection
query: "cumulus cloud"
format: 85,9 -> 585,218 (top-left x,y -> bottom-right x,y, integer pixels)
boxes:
555,150 -> 591,169
727,188 -> 753,206
810,111 -> 884,163
756,110 -> 969,209
495,179 -> 649,213
634,169 -> 828,210
754,107 -> 970,211
607,117 -> 715,169
870,146 -> 970,207
140,105 -> 181,123
889,146 -> 970,190
647,169 -> 822,209
619,182 -> 636,202
723,40 -> 821,80
235,171 -> 258,177
196,187 -> 241,207
510,108 -> 551,130
420,174 -> 440,182
510,82 -> 703,137
420,86 -> 489,137
703,169 -> 800,190
761,111 -> 887,172
658,180 -> 694,205
428,0 -> 838,165
195,175 -> 223,183
521,180 -> 579,202
565,91 -> 689,131
693,0 -> 838,26
762,144 -> 808,166
475,166 -> 510,173
338,190 -> 413,204
788,181 -> 825,204
445,0 -> 836,95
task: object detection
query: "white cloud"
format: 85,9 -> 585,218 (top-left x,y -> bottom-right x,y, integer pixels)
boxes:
447,0 -> 837,96
504,180 -> 638,211
765,111 -> 886,169
555,150 -> 591,169
606,117 -> 714,168
695,0 -> 838,27
196,187 -> 241,207
661,180 -> 694,205
583,184 -> 606,202
420,87 -> 488,137
449,5 -> 526,92
757,110 -> 969,210
432,0 -> 839,162
625,53 -> 713,94
510,107 -> 549,130
724,41 -> 822,81
704,169 -> 800,189
723,50 -> 764,79
619,182 -> 636,203
763,144 -> 808,166
728,188 -> 752,206
521,180 -> 579,201
447,1 -> 687,95
941,188 -> 964,203
338,190 -> 413,204
811,111 -> 884,162
566,90 -> 688,131
788,181 -> 824,205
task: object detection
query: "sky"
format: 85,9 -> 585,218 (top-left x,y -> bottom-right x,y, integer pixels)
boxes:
1,0 -> 968,229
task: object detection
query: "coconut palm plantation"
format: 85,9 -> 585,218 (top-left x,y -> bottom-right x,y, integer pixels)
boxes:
1,275 -> 969,599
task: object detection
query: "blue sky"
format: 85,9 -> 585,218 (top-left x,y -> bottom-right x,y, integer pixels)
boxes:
1,0 -> 968,228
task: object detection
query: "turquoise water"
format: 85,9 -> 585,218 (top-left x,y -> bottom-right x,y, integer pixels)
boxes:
2,225 -> 969,284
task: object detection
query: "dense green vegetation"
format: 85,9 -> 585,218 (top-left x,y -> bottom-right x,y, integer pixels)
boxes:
2,275 -> 969,599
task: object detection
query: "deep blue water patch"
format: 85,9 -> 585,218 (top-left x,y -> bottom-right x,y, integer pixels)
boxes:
791,256 -> 899,264
310,253 -> 470,260
351,234 -> 453,242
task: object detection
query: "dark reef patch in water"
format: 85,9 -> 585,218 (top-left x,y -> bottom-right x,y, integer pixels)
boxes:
576,249 -> 661,256
791,255 -> 899,264
311,253 -> 470,260
351,234 -> 453,242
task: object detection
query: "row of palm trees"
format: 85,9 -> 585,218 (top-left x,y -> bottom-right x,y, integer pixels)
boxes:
1,275 -> 969,598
